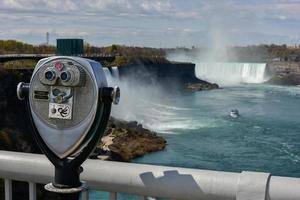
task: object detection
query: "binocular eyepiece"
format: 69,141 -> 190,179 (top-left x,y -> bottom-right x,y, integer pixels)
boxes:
44,68 -> 72,82
44,70 -> 56,81
60,71 -> 71,82
40,61 -> 86,87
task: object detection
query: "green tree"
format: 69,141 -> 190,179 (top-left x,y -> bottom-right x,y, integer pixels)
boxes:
109,44 -> 118,54
111,56 -> 130,66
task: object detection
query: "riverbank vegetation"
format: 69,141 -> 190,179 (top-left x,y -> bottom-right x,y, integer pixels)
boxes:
1,40 -> 300,66
0,40 -> 55,54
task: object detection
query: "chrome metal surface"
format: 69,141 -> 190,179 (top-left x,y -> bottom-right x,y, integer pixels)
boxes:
17,82 -> 25,100
29,56 -> 101,158
16,82 -> 29,100
44,181 -> 88,193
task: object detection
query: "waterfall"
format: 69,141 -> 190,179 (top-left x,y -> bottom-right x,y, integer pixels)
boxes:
103,67 -> 119,86
111,66 -> 120,80
195,62 -> 268,85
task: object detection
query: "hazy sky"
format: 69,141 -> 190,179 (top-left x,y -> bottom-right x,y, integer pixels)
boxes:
1,0 -> 300,47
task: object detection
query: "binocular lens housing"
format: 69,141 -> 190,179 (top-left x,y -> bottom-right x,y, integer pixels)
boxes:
19,57 -> 120,191
45,70 -> 56,81
60,71 -> 71,82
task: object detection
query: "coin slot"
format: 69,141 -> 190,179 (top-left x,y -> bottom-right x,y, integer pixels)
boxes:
34,91 -> 49,95
34,95 -> 49,100
34,90 -> 49,100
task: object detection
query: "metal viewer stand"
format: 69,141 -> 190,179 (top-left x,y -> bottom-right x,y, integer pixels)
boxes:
17,56 -> 120,199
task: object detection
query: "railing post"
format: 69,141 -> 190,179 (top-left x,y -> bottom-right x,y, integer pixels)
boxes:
109,192 -> 117,200
4,179 -> 12,200
81,190 -> 89,200
29,182 -> 36,200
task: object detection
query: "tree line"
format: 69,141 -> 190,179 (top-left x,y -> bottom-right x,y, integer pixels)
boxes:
0,40 -> 55,54
1,40 -> 299,65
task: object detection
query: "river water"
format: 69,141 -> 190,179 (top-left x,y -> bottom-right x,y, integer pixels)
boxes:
92,63 -> 300,199
134,84 -> 300,177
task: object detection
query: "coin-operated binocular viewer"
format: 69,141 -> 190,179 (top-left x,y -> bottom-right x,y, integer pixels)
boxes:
17,56 -> 120,196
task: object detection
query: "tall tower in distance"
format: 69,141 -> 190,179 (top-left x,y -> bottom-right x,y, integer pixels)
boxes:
46,32 -> 50,45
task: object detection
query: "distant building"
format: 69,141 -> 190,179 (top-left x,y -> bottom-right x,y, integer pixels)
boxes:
56,39 -> 84,56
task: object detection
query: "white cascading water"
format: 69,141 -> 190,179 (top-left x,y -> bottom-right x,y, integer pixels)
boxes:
103,67 -> 114,86
195,62 -> 268,85
103,66 -> 200,133
111,66 -> 119,80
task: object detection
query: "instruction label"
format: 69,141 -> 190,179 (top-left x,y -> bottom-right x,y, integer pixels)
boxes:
49,103 -> 72,120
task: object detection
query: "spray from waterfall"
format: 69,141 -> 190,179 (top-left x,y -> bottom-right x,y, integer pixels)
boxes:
103,66 -> 186,132
102,66 -> 205,133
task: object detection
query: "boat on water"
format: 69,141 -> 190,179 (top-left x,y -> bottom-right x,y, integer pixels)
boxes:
230,109 -> 240,118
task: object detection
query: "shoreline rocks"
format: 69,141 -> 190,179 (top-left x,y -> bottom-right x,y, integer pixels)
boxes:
185,82 -> 219,91
91,117 -> 167,162
267,61 -> 300,85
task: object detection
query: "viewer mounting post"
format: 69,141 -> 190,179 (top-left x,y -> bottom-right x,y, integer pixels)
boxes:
16,56 -> 120,199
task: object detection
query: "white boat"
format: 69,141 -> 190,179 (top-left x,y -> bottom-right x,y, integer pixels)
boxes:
230,109 -> 239,118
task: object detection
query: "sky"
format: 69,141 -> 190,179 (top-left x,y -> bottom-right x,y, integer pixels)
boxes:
0,0 -> 300,47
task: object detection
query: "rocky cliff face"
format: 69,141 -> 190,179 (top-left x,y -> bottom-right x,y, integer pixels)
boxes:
119,62 -> 196,82
118,62 -> 219,91
94,118 -> 167,161
0,68 -> 39,153
185,82 -> 219,91
267,62 -> 300,85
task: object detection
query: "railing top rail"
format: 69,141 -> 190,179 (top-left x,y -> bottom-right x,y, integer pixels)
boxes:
0,150 -> 299,200
0,54 -> 55,57
0,54 -> 115,57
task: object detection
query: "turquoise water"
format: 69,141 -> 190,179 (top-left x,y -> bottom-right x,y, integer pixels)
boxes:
134,84 -> 300,177
92,84 -> 300,199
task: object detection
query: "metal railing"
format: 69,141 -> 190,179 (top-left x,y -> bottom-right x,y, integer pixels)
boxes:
0,150 -> 300,200
0,54 -> 55,57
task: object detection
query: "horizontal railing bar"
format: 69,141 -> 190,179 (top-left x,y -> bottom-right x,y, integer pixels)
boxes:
0,151 -> 300,200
